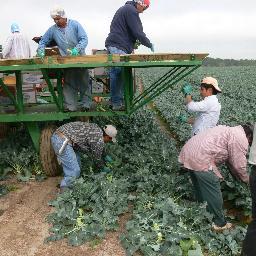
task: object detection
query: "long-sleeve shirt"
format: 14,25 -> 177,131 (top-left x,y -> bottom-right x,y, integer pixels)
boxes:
38,19 -> 88,56
179,125 -> 249,182
57,122 -> 105,168
105,1 -> 152,54
187,95 -> 221,135
3,33 -> 31,59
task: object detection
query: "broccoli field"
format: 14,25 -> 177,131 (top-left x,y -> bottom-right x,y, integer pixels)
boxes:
0,65 -> 255,256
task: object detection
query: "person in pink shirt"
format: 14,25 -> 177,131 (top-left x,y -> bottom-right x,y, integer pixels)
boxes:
179,124 -> 254,231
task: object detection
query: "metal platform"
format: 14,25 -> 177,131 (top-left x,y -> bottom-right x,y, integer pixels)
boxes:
0,53 -> 208,152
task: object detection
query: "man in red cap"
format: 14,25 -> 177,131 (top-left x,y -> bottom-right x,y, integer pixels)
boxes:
105,0 -> 154,111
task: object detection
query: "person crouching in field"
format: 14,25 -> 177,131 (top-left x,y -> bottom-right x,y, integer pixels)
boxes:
51,122 -> 117,193
242,124 -> 256,256
179,124 -> 253,231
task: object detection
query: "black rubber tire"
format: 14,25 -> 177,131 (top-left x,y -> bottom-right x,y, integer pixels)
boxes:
0,123 -> 9,139
39,125 -> 61,177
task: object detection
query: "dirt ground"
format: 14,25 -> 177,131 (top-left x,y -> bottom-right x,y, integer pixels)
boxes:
0,177 -> 126,256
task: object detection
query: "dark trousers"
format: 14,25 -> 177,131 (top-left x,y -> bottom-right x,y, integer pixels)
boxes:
190,170 -> 226,227
241,166 -> 256,255
250,165 -> 256,219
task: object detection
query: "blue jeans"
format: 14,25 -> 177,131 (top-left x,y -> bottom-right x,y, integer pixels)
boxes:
51,133 -> 81,188
107,46 -> 127,107
63,68 -> 91,111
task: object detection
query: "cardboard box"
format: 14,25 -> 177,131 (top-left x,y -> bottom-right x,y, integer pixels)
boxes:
22,84 -> 36,103
22,72 -> 43,84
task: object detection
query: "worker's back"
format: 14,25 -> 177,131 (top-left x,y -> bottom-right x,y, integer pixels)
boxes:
3,32 -> 31,59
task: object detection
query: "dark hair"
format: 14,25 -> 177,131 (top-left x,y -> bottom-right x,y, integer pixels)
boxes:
200,83 -> 219,95
242,123 -> 254,146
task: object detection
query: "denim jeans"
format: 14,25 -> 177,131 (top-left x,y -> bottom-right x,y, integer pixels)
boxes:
107,46 -> 127,107
63,68 -> 91,111
51,133 -> 81,188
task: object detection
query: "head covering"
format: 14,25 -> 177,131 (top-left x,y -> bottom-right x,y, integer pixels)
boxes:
103,125 -> 117,143
134,0 -> 150,8
201,77 -> 221,92
50,5 -> 66,18
11,23 -> 20,33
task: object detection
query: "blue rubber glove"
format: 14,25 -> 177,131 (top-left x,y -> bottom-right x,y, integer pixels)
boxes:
37,49 -> 45,58
150,43 -> 154,53
182,83 -> 193,96
178,114 -> 188,123
105,155 -> 113,163
67,47 -> 79,56
101,166 -> 112,173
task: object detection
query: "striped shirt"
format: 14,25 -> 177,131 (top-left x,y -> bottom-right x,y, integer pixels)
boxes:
187,95 -> 221,135
178,125 -> 249,182
57,122 -> 105,168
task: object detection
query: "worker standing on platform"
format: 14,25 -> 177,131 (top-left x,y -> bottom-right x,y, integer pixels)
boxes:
51,122 -> 117,192
105,0 -> 154,111
179,77 -> 221,136
179,124 -> 253,231
37,6 -> 91,112
2,23 -> 31,59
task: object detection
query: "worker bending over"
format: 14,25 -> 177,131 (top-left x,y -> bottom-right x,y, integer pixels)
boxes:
51,122 -> 117,192
180,77 -> 221,136
179,124 -> 253,231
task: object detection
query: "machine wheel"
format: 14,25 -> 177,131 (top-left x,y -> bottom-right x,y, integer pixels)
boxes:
0,123 -> 9,139
39,125 -> 61,177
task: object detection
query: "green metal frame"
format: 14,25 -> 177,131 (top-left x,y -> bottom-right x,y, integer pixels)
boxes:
0,53 -> 207,150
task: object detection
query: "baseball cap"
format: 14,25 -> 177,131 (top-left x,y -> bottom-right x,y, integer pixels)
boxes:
201,77 -> 221,92
103,125 -> 117,143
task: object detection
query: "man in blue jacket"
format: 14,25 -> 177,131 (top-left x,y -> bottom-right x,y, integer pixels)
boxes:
105,0 -> 154,110
37,6 -> 91,112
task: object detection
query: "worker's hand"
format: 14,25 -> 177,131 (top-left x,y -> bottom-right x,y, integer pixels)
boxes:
67,47 -> 79,56
37,49 -> 45,58
134,40 -> 141,50
101,166 -> 112,173
177,114 -> 188,123
105,155 -> 113,164
182,83 -> 193,96
150,43 -> 154,53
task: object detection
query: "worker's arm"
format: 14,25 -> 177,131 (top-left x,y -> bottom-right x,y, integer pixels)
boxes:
227,141 -> 249,183
89,140 -> 105,170
2,36 -> 13,58
187,98 -> 209,113
38,28 -> 54,52
125,9 -> 152,49
73,21 -> 88,52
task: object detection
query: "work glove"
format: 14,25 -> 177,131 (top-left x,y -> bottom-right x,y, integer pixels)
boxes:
177,114 -> 188,123
67,47 -> 79,56
134,40 -> 141,50
105,155 -> 113,164
37,49 -> 45,58
182,83 -> 193,96
150,43 -> 154,53
101,166 -> 112,173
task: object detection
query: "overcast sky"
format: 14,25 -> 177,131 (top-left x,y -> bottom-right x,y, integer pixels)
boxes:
1,0 -> 255,59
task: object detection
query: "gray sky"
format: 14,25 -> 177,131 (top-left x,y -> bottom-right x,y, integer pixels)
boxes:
1,0 -> 256,59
